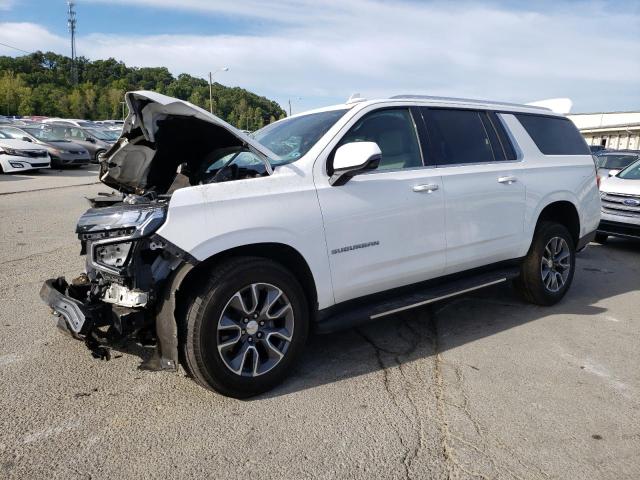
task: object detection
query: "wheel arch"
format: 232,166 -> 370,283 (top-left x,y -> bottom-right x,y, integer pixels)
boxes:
534,200 -> 580,247
177,242 -> 319,319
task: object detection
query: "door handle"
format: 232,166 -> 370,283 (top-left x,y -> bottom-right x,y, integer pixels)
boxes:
498,176 -> 517,184
412,183 -> 439,193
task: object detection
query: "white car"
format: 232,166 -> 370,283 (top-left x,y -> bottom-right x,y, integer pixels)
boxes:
0,131 -> 51,173
597,158 -> 640,242
41,91 -> 600,397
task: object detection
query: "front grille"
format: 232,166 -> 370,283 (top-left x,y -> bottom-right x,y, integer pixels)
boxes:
29,162 -> 50,167
601,192 -> 640,218
18,150 -> 48,158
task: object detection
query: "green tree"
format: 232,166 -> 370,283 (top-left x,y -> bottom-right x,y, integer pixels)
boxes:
0,51 -> 286,122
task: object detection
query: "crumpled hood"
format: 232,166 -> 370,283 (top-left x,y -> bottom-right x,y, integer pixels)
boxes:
99,90 -> 279,194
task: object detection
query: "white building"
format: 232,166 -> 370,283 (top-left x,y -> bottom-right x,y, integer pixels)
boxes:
568,111 -> 640,150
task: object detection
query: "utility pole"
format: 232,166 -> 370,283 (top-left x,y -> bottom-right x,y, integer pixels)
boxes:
67,1 -> 78,85
208,67 -> 229,114
288,97 -> 301,116
209,72 -> 213,114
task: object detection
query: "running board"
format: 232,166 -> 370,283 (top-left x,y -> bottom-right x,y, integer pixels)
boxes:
314,266 -> 520,334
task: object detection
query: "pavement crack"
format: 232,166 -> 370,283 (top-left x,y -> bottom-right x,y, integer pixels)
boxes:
357,322 -> 425,480
0,246 -> 70,266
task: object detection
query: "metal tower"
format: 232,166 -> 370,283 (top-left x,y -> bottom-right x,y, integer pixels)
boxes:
67,1 -> 78,84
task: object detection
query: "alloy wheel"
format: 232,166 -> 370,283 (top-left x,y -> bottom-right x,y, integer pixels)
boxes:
216,283 -> 294,377
540,236 -> 571,292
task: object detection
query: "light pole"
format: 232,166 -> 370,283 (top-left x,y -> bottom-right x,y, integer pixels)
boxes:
288,97 -> 302,116
209,67 -> 229,114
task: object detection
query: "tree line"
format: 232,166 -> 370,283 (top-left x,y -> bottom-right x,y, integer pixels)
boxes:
0,52 -> 286,130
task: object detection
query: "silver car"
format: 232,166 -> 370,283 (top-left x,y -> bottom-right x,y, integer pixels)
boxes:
0,125 -> 91,168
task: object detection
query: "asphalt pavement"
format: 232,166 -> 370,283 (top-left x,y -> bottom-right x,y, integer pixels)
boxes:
0,168 -> 638,479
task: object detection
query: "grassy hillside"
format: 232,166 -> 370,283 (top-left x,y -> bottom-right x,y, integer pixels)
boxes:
0,52 -> 286,130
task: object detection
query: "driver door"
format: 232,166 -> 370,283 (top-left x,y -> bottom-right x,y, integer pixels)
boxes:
315,107 -> 446,304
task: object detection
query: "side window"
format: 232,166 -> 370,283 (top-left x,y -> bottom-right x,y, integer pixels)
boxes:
70,128 -> 86,140
422,108 -> 495,165
515,114 -> 589,155
337,109 -> 423,170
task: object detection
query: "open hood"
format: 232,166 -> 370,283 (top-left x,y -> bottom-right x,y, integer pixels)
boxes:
99,91 -> 279,194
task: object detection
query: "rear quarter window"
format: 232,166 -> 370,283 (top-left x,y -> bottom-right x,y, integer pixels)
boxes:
515,114 -> 589,155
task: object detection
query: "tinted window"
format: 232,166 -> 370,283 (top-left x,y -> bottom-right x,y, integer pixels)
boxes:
596,154 -> 639,170
338,109 -> 423,170
487,112 -> 517,160
515,114 -> 589,155
423,109 -> 495,165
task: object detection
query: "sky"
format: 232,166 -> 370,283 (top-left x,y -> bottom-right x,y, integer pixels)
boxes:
0,0 -> 639,114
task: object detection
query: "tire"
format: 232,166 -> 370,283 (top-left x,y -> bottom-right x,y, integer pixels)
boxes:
514,222 -> 576,306
93,150 -> 105,164
182,257 -> 309,398
594,233 -> 608,244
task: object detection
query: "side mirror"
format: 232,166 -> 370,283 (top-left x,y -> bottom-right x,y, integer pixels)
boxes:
86,137 -> 96,143
330,141 -> 382,186
22,136 -> 32,142
608,169 -> 620,177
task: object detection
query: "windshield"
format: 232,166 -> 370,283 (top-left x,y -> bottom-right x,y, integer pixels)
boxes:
0,127 -> 29,140
618,159 -> 640,180
96,129 -> 120,141
597,154 -> 639,170
86,128 -> 113,141
23,127 -> 67,142
252,108 -> 348,165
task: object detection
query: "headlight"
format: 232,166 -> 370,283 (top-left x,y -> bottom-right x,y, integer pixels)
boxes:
77,203 -> 167,239
0,147 -> 18,155
49,148 -> 63,155
95,241 -> 133,268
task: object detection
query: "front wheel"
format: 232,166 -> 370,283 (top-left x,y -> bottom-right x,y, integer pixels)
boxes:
514,222 -> 576,306
182,257 -> 309,398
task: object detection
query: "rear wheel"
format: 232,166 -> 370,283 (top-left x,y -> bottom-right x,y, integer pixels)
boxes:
514,222 -> 576,306
594,233 -> 608,244
182,257 -> 309,398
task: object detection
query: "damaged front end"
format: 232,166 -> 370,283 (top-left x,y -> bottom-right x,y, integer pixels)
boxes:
40,196 -> 193,370
40,90 -> 279,372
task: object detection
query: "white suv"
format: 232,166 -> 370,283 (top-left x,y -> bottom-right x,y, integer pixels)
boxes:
41,91 -> 600,397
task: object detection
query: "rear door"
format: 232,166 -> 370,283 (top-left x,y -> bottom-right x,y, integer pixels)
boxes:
315,107 -> 446,303
419,107 -> 526,273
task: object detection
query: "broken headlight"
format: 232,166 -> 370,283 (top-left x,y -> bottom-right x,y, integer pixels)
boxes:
77,203 -> 167,239
94,241 -> 133,269
77,203 -> 167,274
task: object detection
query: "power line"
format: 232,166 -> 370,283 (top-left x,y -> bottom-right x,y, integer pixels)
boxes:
0,41 -> 31,54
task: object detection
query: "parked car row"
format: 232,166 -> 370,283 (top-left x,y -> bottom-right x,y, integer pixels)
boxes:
0,117 -> 122,173
596,153 -> 640,243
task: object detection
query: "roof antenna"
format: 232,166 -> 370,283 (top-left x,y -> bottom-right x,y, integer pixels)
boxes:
346,93 -> 366,104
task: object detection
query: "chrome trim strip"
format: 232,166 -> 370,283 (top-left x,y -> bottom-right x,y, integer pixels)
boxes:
370,278 -> 508,319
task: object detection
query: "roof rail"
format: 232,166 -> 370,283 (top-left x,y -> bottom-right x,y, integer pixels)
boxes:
389,94 -> 550,111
